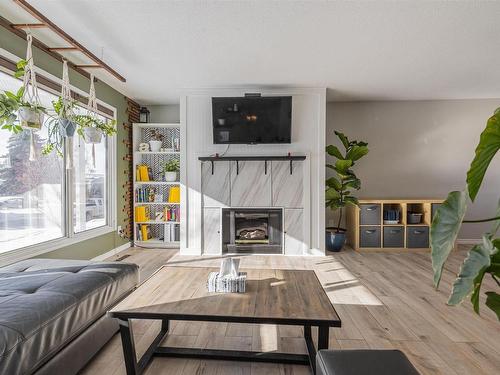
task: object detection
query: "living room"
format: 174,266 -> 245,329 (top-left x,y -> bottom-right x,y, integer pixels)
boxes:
0,1 -> 499,375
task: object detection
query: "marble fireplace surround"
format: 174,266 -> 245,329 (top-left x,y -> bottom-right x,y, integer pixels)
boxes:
201,157 -> 309,256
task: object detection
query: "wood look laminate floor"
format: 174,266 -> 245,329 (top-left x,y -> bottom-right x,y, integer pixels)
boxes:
80,246 -> 500,375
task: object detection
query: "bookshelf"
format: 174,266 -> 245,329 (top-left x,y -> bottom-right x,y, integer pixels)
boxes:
345,198 -> 443,251
133,123 -> 182,248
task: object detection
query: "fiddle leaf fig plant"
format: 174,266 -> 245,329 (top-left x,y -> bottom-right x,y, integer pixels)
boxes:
326,131 -> 368,232
431,108 -> 500,320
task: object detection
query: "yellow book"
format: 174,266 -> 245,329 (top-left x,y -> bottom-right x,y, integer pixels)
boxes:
140,225 -> 149,241
138,165 -> 149,181
168,186 -> 180,203
135,206 -> 147,222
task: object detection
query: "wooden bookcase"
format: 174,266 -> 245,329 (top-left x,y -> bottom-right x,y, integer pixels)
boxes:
346,199 -> 443,251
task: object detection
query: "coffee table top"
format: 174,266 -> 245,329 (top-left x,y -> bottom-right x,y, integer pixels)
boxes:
110,266 -> 341,327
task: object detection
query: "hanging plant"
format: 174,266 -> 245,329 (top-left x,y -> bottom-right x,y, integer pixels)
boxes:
43,60 -> 79,169
0,55 -> 46,134
75,73 -> 116,144
74,73 -> 116,167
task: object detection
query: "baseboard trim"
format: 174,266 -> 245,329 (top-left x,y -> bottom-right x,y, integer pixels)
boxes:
91,242 -> 131,261
456,239 -> 482,245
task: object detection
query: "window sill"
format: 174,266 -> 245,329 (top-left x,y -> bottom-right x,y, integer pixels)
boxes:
0,226 -> 116,267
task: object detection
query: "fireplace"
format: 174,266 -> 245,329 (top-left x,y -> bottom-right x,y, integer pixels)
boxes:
222,208 -> 283,254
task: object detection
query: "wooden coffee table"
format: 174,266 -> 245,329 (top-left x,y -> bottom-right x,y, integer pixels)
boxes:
109,266 -> 341,375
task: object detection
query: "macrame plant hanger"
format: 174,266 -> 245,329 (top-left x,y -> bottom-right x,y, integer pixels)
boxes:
87,73 -> 98,168
22,33 -> 42,162
61,59 -> 74,169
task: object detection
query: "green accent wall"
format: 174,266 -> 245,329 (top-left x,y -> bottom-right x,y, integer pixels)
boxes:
1,27 -> 130,260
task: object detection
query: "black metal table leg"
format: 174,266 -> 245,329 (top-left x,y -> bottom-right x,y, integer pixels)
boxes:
304,325 -> 317,374
318,325 -> 329,350
118,319 -> 139,375
119,319 -> 170,375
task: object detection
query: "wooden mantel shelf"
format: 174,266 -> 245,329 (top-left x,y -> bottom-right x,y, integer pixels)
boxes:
198,155 -> 306,175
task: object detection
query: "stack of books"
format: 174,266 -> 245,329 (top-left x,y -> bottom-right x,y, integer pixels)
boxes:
207,272 -> 247,293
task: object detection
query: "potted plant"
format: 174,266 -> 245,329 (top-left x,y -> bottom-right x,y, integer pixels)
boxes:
0,60 -> 46,133
431,108 -> 500,319
49,97 -> 77,137
164,159 -> 179,182
75,114 -> 117,143
325,131 -> 369,251
149,129 -> 163,152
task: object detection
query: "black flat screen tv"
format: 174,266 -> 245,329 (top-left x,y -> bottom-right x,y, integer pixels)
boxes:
212,96 -> 292,144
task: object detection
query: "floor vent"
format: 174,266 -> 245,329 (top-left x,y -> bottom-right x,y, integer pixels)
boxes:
116,254 -> 131,262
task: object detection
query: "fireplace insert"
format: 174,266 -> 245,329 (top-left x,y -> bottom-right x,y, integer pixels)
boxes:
222,208 -> 283,254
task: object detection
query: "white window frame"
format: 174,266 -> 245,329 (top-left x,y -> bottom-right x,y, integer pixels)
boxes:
0,49 -> 117,266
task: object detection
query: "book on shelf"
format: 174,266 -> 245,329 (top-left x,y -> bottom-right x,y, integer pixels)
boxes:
137,224 -> 150,241
168,186 -> 180,203
163,206 -> 180,222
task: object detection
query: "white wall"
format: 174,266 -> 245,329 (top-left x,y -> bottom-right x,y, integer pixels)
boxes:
180,88 -> 326,255
148,105 -> 180,123
327,99 -> 500,239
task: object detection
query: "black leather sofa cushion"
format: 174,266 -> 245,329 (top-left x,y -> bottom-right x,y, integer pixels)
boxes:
316,349 -> 420,375
0,259 -> 139,375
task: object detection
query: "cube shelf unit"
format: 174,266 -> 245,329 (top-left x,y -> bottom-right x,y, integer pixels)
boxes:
133,123 -> 182,248
346,199 -> 443,251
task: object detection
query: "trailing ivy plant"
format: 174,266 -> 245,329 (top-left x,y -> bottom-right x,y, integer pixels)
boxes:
326,131 -> 369,231
74,114 -> 117,137
431,108 -> 500,320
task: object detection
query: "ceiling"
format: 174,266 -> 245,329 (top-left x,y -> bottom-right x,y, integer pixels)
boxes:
2,1 -> 500,105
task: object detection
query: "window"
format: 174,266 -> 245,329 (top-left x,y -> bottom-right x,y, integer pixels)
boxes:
73,126 -> 108,233
0,69 -> 115,255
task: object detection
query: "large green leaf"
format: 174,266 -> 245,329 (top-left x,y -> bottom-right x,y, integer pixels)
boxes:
325,188 -> 341,200
448,236 -> 493,306
485,292 -> 500,320
466,110 -> 500,201
431,191 -> 467,288
334,130 -> 349,149
326,145 -> 344,160
326,177 -> 341,190
335,159 -> 353,174
344,196 -> 359,206
343,178 -> 361,190
346,145 -> 369,162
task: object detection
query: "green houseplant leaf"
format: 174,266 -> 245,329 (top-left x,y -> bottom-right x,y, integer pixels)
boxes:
466,110 -> 500,202
485,292 -> 500,320
326,177 -> 341,190
431,190 -> 467,288
448,236 -> 494,307
346,145 -> 369,162
334,130 -> 349,149
335,159 -> 353,174
326,145 -> 344,160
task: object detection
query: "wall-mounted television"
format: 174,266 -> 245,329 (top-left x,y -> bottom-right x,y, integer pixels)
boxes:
212,96 -> 292,144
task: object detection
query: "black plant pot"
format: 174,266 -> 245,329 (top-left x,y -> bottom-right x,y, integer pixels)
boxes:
326,228 -> 346,252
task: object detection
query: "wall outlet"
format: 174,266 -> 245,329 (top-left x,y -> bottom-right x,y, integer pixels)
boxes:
117,225 -> 122,235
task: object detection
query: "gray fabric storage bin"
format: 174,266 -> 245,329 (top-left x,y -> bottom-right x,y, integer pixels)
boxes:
359,204 -> 381,225
383,226 -> 404,248
406,226 -> 429,248
359,226 -> 381,247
